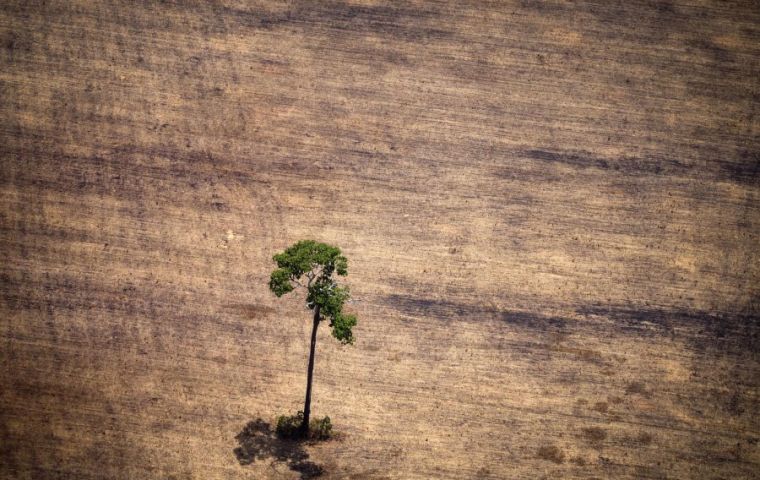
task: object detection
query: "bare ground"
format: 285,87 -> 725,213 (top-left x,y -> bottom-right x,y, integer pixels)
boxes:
1,1 -> 759,479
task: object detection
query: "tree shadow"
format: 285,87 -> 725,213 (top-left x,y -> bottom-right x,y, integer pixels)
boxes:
233,419 -> 324,479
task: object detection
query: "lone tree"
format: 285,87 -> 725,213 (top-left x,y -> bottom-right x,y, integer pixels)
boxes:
269,240 -> 357,437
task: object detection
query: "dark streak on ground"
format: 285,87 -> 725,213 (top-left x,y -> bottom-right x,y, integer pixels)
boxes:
386,293 -> 568,332
388,293 -> 760,355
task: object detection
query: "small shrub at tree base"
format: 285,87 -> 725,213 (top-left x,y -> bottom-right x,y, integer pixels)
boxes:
537,444 -> 565,464
309,416 -> 332,440
275,411 -> 304,439
275,412 -> 332,441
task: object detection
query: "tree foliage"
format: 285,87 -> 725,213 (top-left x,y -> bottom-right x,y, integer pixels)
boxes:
269,240 -> 357,344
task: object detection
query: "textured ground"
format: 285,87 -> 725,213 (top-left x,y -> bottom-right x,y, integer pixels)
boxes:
1,1 -> 759,479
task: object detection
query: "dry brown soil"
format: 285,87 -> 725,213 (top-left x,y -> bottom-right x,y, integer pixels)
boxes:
1,1 -> 759,479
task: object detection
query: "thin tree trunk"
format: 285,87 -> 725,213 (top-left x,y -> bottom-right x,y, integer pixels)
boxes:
301,305 -> 320,436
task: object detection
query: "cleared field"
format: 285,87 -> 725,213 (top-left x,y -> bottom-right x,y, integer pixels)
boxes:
1,1 -> 758,478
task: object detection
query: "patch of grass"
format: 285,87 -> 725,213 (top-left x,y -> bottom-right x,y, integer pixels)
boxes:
537,445 -> 565,464
581,427 -> 608,444
550,345 -> 605,364
632,431 -> 653,445
475,466 -> 491,478
625,381 -> 651,397
635,465 -> 667,479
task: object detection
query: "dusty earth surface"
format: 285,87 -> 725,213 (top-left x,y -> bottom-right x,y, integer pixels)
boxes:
1,1 -> 759,478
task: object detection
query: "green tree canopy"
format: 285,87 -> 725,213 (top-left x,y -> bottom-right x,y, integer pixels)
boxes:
269,240 -> 356,344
